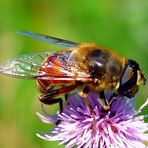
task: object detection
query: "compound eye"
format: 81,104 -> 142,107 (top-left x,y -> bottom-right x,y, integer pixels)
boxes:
120,66 -> 134,86
118,65 -> 138,97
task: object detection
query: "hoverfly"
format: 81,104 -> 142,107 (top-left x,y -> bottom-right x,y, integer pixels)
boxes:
0,31 -> 146,111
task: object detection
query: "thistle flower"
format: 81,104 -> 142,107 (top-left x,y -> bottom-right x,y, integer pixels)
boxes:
36,92 -> 148,148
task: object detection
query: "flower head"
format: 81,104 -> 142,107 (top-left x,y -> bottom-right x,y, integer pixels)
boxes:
36,92 -> 148,148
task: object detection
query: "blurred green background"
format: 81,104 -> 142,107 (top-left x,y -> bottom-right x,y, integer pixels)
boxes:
0,0 -> 148,148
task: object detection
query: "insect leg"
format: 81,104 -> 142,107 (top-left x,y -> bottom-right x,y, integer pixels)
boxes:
64,94 -> 70,105
39,84 -> 77,112
78,86 -> 95,113
109,93 -> 118,105
98,91 -> 110,110
65,94 -> 68,101
81,87 -> 97,134
39,95 -> 63,112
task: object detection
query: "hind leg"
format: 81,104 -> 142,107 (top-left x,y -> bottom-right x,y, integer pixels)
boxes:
39,84 -> 77,112
39,95 -> 63,112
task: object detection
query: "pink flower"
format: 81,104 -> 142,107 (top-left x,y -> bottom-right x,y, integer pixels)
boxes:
36,92 -> 148,148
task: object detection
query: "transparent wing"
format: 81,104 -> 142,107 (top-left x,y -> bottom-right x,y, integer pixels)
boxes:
0,52 -> 50,79
0,51 -> 92,81
17,31 -> 79,48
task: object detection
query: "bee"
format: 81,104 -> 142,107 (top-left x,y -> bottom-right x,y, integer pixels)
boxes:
0,31 -> 146,111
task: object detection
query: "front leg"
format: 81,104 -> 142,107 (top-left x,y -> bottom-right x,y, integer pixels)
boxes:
98,91 -> 110,110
